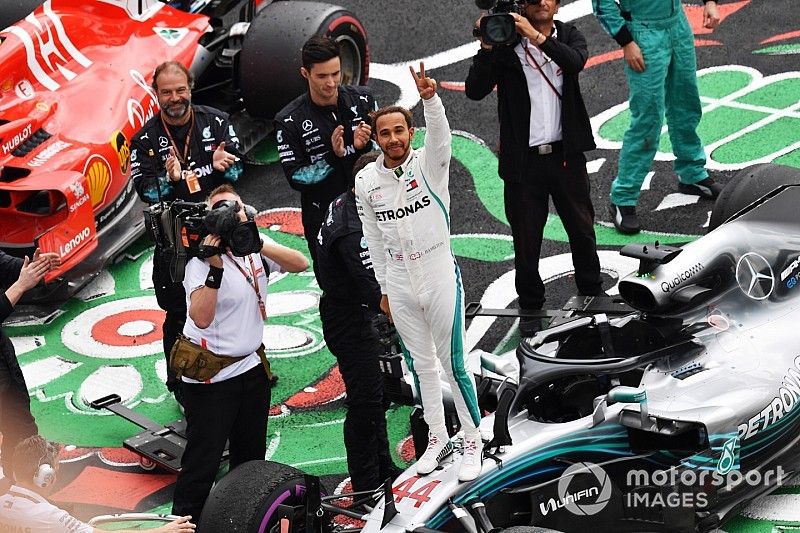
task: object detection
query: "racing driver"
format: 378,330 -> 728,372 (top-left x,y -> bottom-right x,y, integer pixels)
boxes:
355,63 -> 483,482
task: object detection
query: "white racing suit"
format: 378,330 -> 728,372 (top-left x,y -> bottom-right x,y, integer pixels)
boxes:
355,95 -> 481,437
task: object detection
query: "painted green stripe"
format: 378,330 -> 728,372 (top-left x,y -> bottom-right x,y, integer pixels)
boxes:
451,261 -> 481,426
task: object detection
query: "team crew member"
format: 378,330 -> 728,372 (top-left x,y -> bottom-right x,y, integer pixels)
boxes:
355,64 -> 483,482
276,36 -> 377,260
465,0 -> 602,336
171,185 -> 308,520
131,61 -> 243,398
316,152 -> 399,493
0,249 -> 59,482
593,0 -> 722,233
0,435 -> 195,532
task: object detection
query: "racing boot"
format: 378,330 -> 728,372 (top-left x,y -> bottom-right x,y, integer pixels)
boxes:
458,433 -> 483,482
678,177 -> 723,199
416,431 -> 453,476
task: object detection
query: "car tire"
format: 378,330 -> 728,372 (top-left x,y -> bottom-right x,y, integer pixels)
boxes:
708,163 -> 800,231
1,0 -> 43,29
197,460 -> 328,532
500,526 -> 561,533
239,1 -> 369,119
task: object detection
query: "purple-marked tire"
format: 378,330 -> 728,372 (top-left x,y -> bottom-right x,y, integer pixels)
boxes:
500,526 -> 561,533
239,1 -> 369,119
197,460 -> 329,532
708,164 -> 800,231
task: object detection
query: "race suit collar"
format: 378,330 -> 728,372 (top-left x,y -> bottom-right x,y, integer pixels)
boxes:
377,151 -> 415,181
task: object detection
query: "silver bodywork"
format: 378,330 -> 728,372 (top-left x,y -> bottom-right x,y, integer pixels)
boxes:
363,186 -> 800,532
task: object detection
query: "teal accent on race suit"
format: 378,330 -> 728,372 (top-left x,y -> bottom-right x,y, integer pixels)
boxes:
399,338 -> 423,409
292,160 -> 335,185
418,163 -> 480,426
143,174 -> 175,203
451,262 -> 482,427
224,161 -> 243,182
594,0 -> 709,206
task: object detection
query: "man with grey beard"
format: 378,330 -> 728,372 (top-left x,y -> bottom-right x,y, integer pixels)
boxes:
131,61 -> 243,402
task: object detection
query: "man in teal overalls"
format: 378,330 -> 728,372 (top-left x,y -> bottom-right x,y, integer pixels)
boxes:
593,0 -> 721,234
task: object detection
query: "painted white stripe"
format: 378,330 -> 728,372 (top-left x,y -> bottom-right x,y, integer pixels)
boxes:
10,336 -> 45,355
655,193 -> 701,211
290,456 -> 347,468
263,324 -> 322,358
641,171 -> 655,191
294,418 -> 345,428
140,254 -> 154,290
79,365 -> 143,407
268,291 -> 319,316
22,356 -> 80,389
586,158 -> 606,174
75,270 -> 115,301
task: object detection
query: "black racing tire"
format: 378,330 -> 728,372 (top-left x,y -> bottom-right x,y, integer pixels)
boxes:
1,0 -> 43,29
239,1 -> 369,119
197,460 -> 328,532
708,163 -> 800,231
500,526 -> 561,533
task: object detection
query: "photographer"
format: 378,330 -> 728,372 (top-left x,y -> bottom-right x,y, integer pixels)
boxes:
171,185 -> 307,521
0,249 -> 59,485
131,61 -> 243,400
465,0 -> 602,337
0,435 -> 195,532
316,152 -> 399,493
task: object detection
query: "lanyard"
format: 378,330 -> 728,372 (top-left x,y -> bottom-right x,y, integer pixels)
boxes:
523,41 -> 562,100
226,252 -> 267,320
161,108 -> 195,165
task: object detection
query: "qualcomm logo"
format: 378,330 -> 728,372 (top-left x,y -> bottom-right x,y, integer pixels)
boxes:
736,252 -> 775,301
539,462 -> 613,517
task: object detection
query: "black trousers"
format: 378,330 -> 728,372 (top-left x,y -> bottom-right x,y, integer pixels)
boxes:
504,151 -> 602,311
172,364 -> 270,519
320,297 -> 395,492
0,334 -> 37,475
152,248 -> 186,392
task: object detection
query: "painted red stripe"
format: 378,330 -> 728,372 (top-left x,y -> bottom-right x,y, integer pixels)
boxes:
761,30 -> 800,45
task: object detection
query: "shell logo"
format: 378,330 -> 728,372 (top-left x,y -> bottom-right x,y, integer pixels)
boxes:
84,156 -> 112,207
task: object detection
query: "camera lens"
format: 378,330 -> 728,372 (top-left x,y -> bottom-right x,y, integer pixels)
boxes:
227,222 -> 262,257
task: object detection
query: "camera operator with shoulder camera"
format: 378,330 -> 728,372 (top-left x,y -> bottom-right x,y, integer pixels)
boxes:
131,61 -> 243,402
316,152 -> 400,494
465,0 -> 602,337
170,185 -> 307,521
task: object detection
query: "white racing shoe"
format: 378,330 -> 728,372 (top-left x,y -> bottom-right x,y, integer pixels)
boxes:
416,432 -> 454,475
458,434 -> 484,482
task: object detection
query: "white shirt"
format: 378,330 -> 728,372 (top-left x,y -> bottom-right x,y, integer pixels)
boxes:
182,238 -> 282,384
514,28 -> 563,146
0,485 -> 92,533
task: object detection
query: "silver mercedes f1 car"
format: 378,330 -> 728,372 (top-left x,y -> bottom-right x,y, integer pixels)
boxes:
195,164 -> 800,533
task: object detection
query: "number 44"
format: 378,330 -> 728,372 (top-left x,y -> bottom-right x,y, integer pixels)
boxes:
392,476 -> 441,508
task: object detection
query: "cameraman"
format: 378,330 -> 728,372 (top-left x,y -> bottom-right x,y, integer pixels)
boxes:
171,185 -> 307,521
465,0 -> 602,336
0,435 -> 195,532
131,61 -> 243,400
316,152 -> 399,493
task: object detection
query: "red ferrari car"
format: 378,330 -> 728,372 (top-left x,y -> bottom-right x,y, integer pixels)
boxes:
0,0 -> 368,311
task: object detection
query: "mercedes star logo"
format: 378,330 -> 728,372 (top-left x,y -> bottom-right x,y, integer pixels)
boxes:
736,252 -> 775,300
